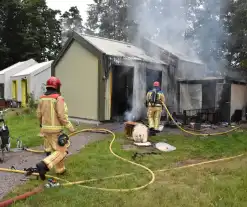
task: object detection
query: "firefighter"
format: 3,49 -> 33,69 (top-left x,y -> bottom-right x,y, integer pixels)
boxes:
34,76 -> 75,180
146,81 -> 165,135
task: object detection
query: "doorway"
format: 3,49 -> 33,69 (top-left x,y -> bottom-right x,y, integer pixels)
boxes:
146,69 -> 162,92
21,79 -> 28,107
12,80 -> 17,99
0,84 -> 4,99
202,81 -> 216,109
111,65 -> 134,120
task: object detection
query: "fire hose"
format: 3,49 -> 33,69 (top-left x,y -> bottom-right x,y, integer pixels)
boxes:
0,128 -> 244,206
0,103 -> 244,206
161,102 -> 241,136
0,127 -> 244,206
26,102 -> 241,155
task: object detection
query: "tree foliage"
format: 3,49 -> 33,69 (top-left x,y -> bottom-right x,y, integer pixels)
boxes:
60,6 -> 84,45
1,0 -> 247,72
227,0 -> 247,69
0,0 -> 61,70
87,0 -> 137,41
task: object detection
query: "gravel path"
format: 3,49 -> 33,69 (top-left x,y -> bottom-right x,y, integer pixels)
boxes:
0,123 -> 123,200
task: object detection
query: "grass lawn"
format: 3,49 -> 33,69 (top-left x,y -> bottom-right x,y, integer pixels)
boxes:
3,128 -> 247,207
5,109 -> 41,147
5,109 -> 93,148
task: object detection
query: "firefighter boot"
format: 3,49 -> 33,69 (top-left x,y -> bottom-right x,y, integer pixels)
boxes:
149,128 -> 156,136
36,161 -> 49,181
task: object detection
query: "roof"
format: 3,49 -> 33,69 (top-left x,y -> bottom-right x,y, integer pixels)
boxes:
0,59 -> 36,75
178,76 -> 247,84
82,35 -> 165,64
144,38 -> 203,64
178,76 -> 224,82
12,60 -> 53,77
52,32 -> 166,70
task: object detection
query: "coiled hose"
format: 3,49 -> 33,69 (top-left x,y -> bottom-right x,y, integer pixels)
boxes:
0,103 -> 243,206
0,128 -> 244,206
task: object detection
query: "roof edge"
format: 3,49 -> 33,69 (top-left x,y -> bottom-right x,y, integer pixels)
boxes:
51,32 -> 103,75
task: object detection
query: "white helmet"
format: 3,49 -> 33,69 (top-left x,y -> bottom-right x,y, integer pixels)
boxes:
132,124 -> 148,143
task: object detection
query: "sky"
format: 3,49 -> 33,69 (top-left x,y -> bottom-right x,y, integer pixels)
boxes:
46,0 -> 94,21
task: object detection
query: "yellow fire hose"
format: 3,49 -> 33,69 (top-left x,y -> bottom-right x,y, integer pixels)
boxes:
0,102 -> 244,197
0,128 -> 244,192
161,102 -> 241,136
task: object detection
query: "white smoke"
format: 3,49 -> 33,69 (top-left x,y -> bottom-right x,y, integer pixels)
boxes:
128,0 -> 201,63
124,64 -> 147,121
60,17 -> 84,45
123,0 -> 230,118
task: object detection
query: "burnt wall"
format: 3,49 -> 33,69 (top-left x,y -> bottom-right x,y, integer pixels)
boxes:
217,83 -> 231,122
202,81 -> 216,109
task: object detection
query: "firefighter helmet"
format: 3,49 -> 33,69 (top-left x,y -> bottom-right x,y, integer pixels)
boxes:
46,76 -> 61,89
153,81 -> 160,87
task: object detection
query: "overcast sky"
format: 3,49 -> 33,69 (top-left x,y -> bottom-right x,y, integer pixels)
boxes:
46,0 -> 94,21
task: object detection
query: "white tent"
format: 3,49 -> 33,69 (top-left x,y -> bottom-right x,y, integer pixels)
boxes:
0,59 -> 37,99
10,60 -> 53,107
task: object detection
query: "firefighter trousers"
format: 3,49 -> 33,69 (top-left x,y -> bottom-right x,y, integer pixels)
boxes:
42,132 -> 68,174
147,106 -> 162,130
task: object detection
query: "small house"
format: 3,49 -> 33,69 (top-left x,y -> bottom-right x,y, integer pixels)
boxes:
0,59 -> 37,99
137,38 -> 207,114
52,32 -> 167,122
10,61 -> 53,107
178,76 -> 247,123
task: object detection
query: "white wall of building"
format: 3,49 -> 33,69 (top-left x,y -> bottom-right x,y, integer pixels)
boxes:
10,61 -> 52,102
0,59 -> 37,99
31,66 -> 51,100
230,84 -> 247,118
180,83 -> 202,114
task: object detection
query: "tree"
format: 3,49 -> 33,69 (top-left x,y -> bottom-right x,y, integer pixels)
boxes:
60,6 -> 84,45
0,0 -> 61,69
227,0 -> 247,69
87,0 -> 136,41
0,0 -> 23,68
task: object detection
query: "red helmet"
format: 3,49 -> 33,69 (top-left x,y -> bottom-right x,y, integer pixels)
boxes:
153,81 -> 160,87
46,76 -> 61,89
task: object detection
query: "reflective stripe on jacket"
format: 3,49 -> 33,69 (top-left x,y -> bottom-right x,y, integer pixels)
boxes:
37,94 -> 74,133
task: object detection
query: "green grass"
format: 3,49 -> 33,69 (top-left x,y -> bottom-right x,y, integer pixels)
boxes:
5,109 -> 41,147
4,129 -> 247,207
5,109 -> 94,148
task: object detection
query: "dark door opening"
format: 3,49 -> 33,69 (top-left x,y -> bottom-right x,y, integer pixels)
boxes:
217,83 -> 231,122
146,69 -> 162,92
0,84 -> 4,99
111,65 -> 134,120
202,81 -> 216,109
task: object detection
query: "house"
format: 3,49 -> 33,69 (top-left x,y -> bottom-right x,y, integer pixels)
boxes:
52,32 -> 167,122
137,38 -> 207,114
178,76 -> 247,123
0,59 -> 37,99
10,60 -> 53,107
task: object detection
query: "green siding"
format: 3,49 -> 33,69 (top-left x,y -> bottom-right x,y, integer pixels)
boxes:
55,40 -> 99,120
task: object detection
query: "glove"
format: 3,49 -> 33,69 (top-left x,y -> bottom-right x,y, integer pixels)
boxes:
69,126 -> 76,133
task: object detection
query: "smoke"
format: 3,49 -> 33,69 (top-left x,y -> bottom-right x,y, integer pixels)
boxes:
122,0 -> 231,118
124,63 -> 147,121
60,18 -> 84,45
128,0 -> 200,63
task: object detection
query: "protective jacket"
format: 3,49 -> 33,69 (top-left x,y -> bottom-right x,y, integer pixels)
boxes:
37,92 -> 74,133
146,89 -> 165,107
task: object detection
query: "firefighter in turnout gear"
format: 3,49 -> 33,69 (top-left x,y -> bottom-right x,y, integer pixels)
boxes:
34,76 -> 75,180
146,81 -> 165,135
